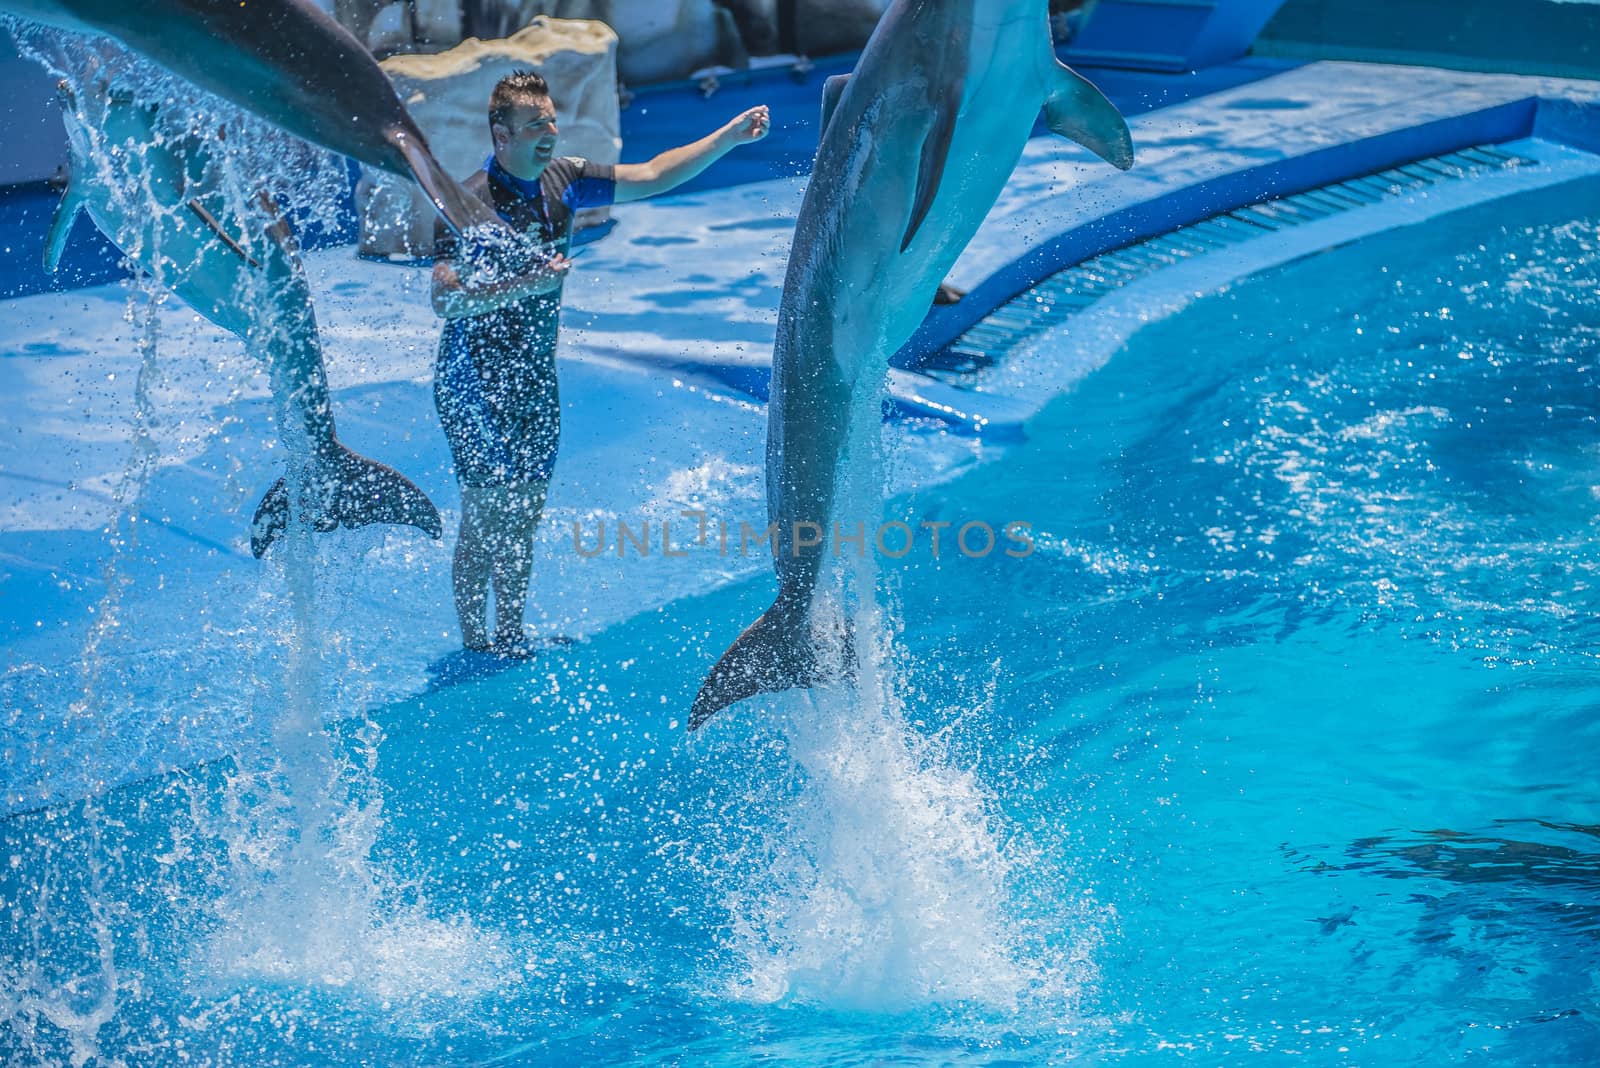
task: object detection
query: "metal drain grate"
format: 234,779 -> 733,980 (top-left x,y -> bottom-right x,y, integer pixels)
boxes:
921,143 -> 1534,382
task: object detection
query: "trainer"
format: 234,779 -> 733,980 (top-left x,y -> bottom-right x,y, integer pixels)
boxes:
432,69 -> 769,654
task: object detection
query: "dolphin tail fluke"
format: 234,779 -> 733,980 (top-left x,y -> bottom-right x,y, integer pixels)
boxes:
1045,61 -> 1135,171
690,593 -> 818,730
388,128 -> 502,238
250,442 -> 442,558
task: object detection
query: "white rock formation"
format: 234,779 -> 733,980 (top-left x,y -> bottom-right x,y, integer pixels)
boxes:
359,17 -> 621,258
467,2 -> 745,84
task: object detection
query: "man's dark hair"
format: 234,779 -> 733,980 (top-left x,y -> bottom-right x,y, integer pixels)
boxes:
489,70 -> 551,129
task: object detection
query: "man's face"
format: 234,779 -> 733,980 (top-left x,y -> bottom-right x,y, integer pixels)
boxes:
493,96 -> 559,179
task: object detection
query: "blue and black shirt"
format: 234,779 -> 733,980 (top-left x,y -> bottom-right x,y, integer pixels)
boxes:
433,156 -> 616,487
435,154 -> 617,360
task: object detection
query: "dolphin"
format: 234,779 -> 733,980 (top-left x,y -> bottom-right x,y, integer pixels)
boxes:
2,0 -> 499,237
689,0 -> 1133,729
47,80 -> 442,557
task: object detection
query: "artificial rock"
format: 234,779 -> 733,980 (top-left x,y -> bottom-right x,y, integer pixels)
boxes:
358,16 -> 621,258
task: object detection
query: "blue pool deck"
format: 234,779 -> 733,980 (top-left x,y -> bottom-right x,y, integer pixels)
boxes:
2,57 -> 1599,812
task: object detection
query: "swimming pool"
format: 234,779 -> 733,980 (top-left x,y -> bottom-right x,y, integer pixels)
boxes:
3,164 -> 1595,1063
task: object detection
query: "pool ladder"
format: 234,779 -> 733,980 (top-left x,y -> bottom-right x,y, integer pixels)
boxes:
922,143 -> 1535,382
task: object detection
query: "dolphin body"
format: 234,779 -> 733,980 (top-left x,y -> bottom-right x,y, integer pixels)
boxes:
689,0 -> 1133,729
2,0 -> 498,237
47,82 -> 442,557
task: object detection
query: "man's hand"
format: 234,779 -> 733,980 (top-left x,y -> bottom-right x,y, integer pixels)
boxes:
527,252 -> 573,296
432,251 -> 574,319
724,105 -> 771,145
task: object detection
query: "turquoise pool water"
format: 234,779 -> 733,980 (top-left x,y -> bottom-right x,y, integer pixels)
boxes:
3,176 -> 1598,1065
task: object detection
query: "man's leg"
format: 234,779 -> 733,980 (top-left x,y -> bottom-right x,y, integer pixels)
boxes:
454,485 -> 501,651
489,480 -> 549,651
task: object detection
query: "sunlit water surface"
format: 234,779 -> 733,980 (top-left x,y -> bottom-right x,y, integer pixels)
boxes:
3,178 -> 1598,1065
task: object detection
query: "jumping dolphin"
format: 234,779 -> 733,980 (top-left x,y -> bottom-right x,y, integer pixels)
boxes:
689,0 -> 1133,728
47,81 -> 442,557
2,0 -> 499,237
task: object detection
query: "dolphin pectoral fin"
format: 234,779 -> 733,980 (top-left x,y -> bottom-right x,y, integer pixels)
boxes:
819,73 -> 851,136
388,128 -> 502,238
1045,61 -> 1134,171
690,594 -> 816,730
44,184 -> 84,275
250,443 -> 442,558
901,87 -> 961,252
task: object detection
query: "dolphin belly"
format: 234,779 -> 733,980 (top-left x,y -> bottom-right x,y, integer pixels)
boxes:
3,0 -> 499,235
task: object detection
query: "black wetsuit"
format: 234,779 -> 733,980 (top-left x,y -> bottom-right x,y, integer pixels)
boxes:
434,156 -> 615,487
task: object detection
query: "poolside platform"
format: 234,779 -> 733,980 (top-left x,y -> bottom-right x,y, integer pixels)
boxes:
2,56 -> 1598,812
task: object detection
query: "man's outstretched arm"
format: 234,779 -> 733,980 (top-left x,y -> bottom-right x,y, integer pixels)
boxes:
613,105 -> 770,204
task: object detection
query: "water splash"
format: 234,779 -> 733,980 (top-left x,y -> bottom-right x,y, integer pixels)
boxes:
0,271 -> 171,1065
707,339 -> 1095,1017
194,741 -> 515,1028
720,684 -> 1027,1010
0,25 -> 508,1060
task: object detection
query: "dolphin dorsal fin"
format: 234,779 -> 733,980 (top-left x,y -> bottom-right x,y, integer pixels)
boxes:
819,73 -> 850,137
1044,61 -> 1135,172
43,178 -> 85,275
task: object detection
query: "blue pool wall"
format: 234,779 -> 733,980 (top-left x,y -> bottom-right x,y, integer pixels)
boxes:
1533,96 -> 1600,156
1064,0 -> 1291,72
1257,0 -> 1600,80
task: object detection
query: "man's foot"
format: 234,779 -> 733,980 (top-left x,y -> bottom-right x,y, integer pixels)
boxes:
490,630 -> 574,658
491,636 -> 538,659
463,635 -> 495,654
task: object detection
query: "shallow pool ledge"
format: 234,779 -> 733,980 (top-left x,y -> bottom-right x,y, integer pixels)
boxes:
899,61 -> 1600,366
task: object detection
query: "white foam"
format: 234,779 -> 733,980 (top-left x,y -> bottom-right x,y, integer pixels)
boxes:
721,687 -> 1025,1010
193,743 -> 516,1030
